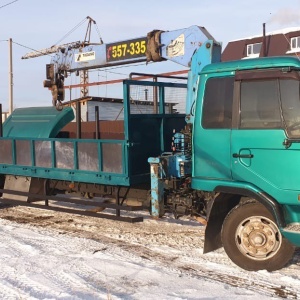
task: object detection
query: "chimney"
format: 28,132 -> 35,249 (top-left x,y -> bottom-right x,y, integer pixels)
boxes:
263,23 -> 267,57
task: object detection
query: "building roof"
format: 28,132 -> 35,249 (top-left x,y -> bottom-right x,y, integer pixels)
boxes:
222,27 -> 300,62
62,96 -> 175,107
230,27 -> 300,42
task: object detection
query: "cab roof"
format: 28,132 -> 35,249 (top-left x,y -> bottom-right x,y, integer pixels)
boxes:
201,56 -> 300,74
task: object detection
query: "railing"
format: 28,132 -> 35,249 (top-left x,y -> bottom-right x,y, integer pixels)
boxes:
0,137 -> 129,186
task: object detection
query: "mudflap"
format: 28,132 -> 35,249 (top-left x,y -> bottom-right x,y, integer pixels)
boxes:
2,175 -> 46,202
204,194 -> 240,253
3,175 -> 32,201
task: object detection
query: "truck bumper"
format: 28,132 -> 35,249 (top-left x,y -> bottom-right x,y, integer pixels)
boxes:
281,228 -> 300,247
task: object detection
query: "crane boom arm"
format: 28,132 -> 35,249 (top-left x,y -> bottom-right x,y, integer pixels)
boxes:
44,25 -> 222,108
52,26 -> 218,71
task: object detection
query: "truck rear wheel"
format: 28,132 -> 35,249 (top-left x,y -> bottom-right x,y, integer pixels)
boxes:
221,201 -> 295,271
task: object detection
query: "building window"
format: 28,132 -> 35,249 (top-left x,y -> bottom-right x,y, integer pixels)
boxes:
291,37 -> 300,51
246,43 -> 262,57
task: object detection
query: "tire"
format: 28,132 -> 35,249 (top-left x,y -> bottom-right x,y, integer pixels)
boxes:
221,201 -> 295,271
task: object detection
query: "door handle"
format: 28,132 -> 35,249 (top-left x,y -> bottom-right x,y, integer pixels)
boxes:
232,153 -> 254,158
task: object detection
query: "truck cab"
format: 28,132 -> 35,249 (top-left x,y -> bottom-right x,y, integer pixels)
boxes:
193,56 -> 300,271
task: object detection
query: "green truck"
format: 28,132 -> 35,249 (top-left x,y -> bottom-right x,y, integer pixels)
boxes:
1,26 -> 300,271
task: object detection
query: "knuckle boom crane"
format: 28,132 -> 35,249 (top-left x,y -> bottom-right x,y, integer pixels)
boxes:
1,23 -> 300,271
43,25 -> 220,112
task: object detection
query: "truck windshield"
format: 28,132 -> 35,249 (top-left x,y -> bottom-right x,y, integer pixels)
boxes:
280,78 -> 300,138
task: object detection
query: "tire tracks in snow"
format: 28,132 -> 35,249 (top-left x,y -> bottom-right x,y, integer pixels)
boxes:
0,205 -> 299,299
0,227 -> 67,299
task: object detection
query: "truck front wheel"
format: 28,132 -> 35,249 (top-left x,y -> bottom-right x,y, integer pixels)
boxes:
221,201 -> 295,271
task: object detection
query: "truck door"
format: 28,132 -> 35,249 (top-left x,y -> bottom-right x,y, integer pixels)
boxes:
231,70 -> 300,196
193,75 -> 234,185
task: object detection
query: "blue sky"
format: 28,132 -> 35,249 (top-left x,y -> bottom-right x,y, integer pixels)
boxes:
0,0 -> 300,111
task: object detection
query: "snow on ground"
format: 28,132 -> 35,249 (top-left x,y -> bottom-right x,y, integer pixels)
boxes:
0,205 -> 299,299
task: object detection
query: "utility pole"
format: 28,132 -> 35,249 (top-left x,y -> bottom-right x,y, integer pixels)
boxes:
8,38 -> 13,115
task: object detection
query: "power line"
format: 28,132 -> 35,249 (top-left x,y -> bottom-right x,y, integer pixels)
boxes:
0,0 -> 19,9
53,17 -> 87,46
12,40 -> 53,58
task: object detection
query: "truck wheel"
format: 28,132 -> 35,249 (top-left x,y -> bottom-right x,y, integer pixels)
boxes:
221,201 -> 295,271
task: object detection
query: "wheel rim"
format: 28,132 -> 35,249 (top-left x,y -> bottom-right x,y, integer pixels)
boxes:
235,216 -> 282,261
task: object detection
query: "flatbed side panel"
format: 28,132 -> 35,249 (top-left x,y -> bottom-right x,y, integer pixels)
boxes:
0,137 -> 132,186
